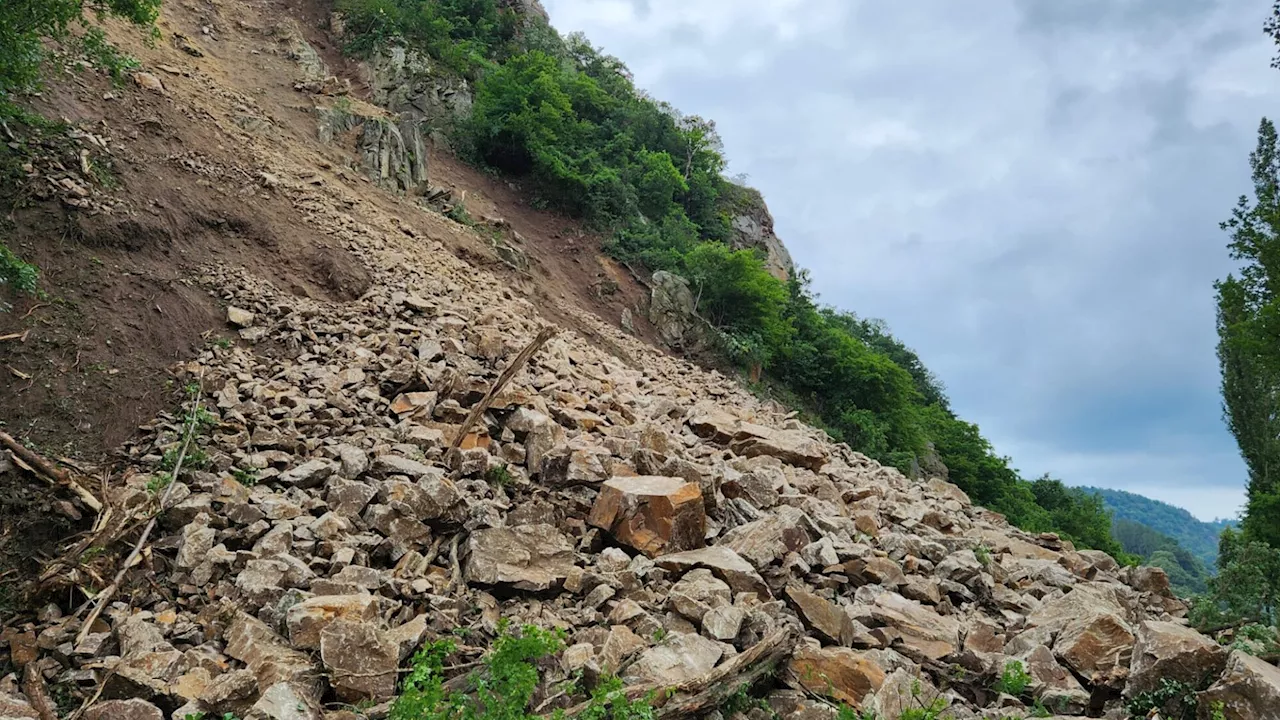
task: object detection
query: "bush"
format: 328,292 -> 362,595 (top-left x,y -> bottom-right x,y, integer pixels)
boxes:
0,242 -> 39,312
0,0 -> 160,105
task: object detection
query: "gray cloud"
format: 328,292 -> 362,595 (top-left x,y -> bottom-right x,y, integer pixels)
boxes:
542,0 -> 1274,519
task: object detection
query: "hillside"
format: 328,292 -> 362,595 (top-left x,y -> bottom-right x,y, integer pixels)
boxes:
0,1 -> 1277,720
1083,486 -> 1237,571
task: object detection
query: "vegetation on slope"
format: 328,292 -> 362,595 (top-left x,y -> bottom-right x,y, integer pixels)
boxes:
1083,486 -> 1235,571
331,0 -> 1131,559
1111,519 -> 1210,596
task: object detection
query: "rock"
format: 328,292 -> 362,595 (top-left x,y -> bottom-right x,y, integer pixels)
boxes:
730,428 -> 828,471
727,197 -> 795,282
320,619 -> 399,702
787,585 -> 855,647
669,568 -> 732,623
787,646 -> 886,706
627,632 -> 723,683
702,606 -> 746,642
176,521 -> 217,570
866,592 -> 960,661
1128,620 -> 1228,697
279,459 -> 335,489
286,594 -> 379,649
84,699 -> 164,720
198,669 -> 258,713
588,476 -> 705,557
1198,650 -> 1280,720
0,691 -> 39,720
505,407 -> 563,474
251,682 -> 322,720
720,505 -> 814,570
655,546 -> 771,597
133,72 -> 165,93
224,613 -> 319,695
465,524 -> 576,591
1019,645 -> 1090,714
599,625 -> 648,675
227,306 -> 255,327
1128,566 -> 1173,596
649,271 -> 703,350
1053,610 -> 1134,680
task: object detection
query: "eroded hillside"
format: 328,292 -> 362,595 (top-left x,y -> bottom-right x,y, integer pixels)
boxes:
1,1 -> 1278,720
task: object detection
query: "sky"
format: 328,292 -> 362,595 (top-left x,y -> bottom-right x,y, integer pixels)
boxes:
539,0 -> 1279,522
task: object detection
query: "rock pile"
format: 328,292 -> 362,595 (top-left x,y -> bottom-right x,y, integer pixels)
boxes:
3,242 -> 1268,719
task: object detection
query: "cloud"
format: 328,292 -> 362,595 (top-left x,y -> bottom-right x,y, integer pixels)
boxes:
541,0 -> 1276,521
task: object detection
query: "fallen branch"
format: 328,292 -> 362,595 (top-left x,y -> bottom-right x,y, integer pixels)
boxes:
0,431 -> 102,512
449,326 -> 556,452
549,625 -> 798,719
74,375 -> 205,647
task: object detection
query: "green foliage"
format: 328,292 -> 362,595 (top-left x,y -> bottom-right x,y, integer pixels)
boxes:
1125,678 -> 1199,720
390,621 -> 655,720
1030,476 -> 1130,560
994,660 -> 1031,697
0,0 -> 160,106
1083,486 -> 1236,571
1111,518 -> 1210,596
484,463 -> 512,486
1214,117 -> 1280,550
0,242 -> 40,312
1190,527 -> 1280,629
1228,622 -> 1280,656
335,0 -> 517,77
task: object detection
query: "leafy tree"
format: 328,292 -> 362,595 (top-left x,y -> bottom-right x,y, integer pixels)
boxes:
1,0 -> 160,107
1215,117 -> 1280,549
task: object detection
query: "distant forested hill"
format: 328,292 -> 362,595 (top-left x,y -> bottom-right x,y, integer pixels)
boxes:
1081,487 -> 1236,570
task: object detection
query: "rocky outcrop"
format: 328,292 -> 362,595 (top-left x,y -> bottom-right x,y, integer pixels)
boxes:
317,103 -> 429,195
365,48 -> 473,125
648,270 -> 705,351
723,184 -> 796,282
1200,650 -> 1280,720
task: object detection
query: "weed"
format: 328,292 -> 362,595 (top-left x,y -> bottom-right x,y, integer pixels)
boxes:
445,201 -> 475,226
1029,698 -> 1051,718
994,660 -> 1031,697
230,467 -> 259,487
651,627 -> 667,643
0,241 -> 40,312
1125,677 -> 1199,720
212,337 -> 234,349
484,463 -> 513,486
973,545 -> 991,567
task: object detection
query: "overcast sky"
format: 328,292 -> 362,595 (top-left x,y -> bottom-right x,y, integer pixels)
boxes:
541,0 -> 1278,521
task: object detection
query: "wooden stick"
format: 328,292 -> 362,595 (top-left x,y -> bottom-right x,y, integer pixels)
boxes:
74,376 -> 205,646
0,431 -> 102,512
548,626 -> 798,719
449,326 -> 556,452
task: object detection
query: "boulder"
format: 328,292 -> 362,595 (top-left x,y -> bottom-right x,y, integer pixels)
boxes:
720,505 -> 814,570
285,594 -> 380,650
319,619 -> 399,702
224,613 -> 321,696
588,476 -> 705,557
787,646 -> 887,706
787,585 -> 856,647
464,524 -> 576,592
866,592 -> 960,661
251,682 -> 322,720
1198,650 -> 1280,720
655,546 -> 771,597
1053,610 -> 1134,681
730,428 -> 828,471
669,568 -> 731,623
83,699 -> 164,720
649,271 -> 702,350
1128,620 -> 1228,697
627,632 -> 724,683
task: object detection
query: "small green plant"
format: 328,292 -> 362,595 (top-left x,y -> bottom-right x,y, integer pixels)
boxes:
212,337 -> 233,349
994,660 -> 1031,697
445,201 -> 475,226
484,463 -> 513,486
230,467 -> 259,487
1209,700 -> 1227,720
1229,622 -> 1280,656
651,627 -> 667,643
973,545 -> 992,567
0,242 -> 40,312
1125,677 -> 1199,720
1029,698 -> 1051,718
78,26 -> 140,84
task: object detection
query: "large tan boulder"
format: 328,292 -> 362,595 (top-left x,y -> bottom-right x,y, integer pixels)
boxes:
1198,650 -> 1280,720
319,619 -> 399,702
588,476 -> 705,557
787,646 -> 887,706
720,505 -> 815,570
866,591 -> 960,661
1128,621 -> 1228,697
787,585 -> 856,646
654,546 -> 771,597
1053,610 -> 1134,681
464,524 -> 576,591
730,428 -> 828,470
285,594 -> 379,650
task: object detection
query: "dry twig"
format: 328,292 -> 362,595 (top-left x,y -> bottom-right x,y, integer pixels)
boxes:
449,326 -> 556,452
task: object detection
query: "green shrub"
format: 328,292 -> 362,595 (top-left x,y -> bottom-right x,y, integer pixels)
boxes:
0,0 -> 160,106
1125,678 -> 1199,720
994,660 -> 1031,697
0,242 -> 39,311
391,621 -> 655,720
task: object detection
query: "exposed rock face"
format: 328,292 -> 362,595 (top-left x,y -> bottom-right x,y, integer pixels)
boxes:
788,646 -> 886,706
317,104 -> 428,195
464,524 -> 576,591
366,48 -> 473,124
648,271 -> 704,351
724,187 -> 796,282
